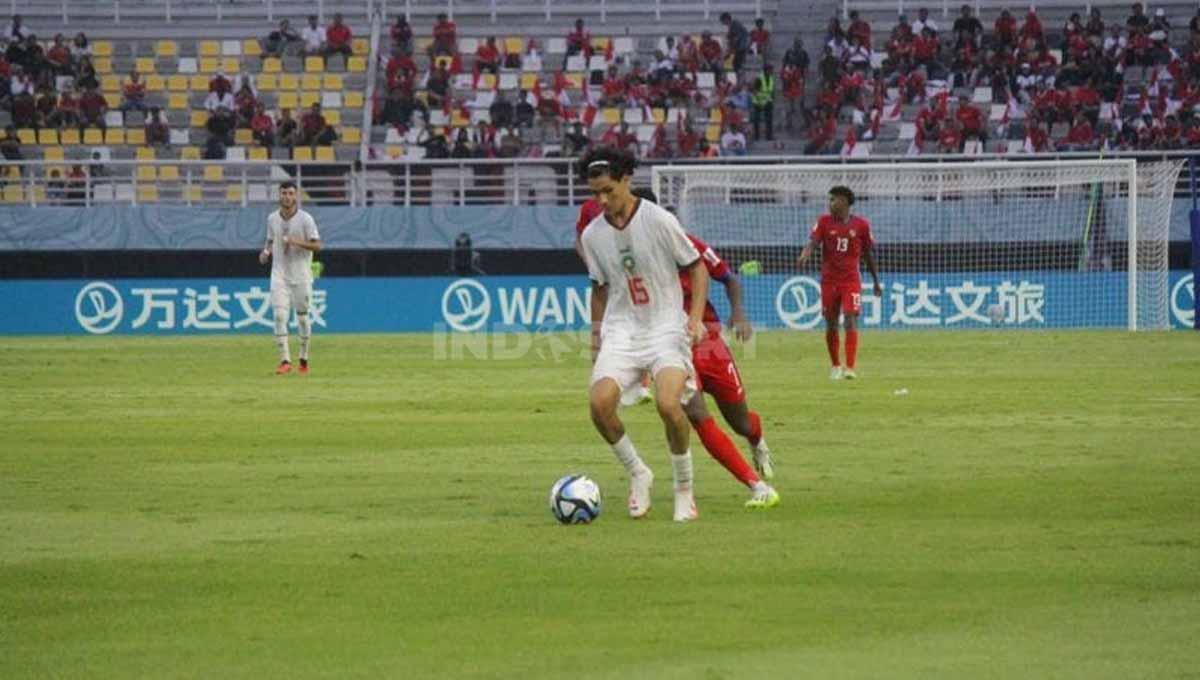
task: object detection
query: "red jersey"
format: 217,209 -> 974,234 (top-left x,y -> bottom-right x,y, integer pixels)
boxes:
810,214 -> 874,285
575,198 -> 604,237
678,234 -> 730,327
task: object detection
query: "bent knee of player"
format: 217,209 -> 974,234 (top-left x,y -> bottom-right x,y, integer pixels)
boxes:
682,390 -> 709,424
589,379 -> 621,421
652,372 -> 688,421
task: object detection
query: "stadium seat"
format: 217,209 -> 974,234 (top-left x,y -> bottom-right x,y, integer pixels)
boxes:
146,74 -> 166,91
221,40 -> 242,56
304,56 -> 324,73
324,110 -> 341,126
167,75 -> 189,92
222,58 -> 240,74
168,93 -> 189,109
93,41 -> 113,57
613,37 -> 634,55
459,38 -> 478,54
137,185 -> 159,203
248,183 -> 269,202
180,146 -> 201,160
352,38 -> 369,56
709,108 -> 723,123
278,92 -> 298,109
3,185 -> 24,204
258,73 -> 277,91
564,55 -> 586,72
564,73 -> 584,89
623,108 -> 643,125
546,38 -> 566,54
651,108 -> 666,124
234,129 -> 253,145
225,147 -> 246,162
200,41 -> 220,57
385,145 -> 404,159
137,165 -> 157,181
60,129 -> 80,145
136,57 -> 157,74
478,73 -> 497,90
177,57 -> 198,74
189,75 -> 209,91
279,74 -> 299,91
43,146 -> 65,161
588,55 -> 608,71
203,166 -> 223,182
189,110 -> 208,127
16,128 -> 36,145
301,73 -> 321,91
136,147 -> 156,161
705,124 -> 720,142
156,40 -> 178,57
322,74 -> 343,91
341,127 -> 361,144
199,57 -> 220,73
344,91 -> 363,108
127,129 -> 146,146
101,75 -> 121,92
293,147 -> 313,161
314,146 -> 335,162
601,108 -> 620,125
297,91 -> 318,107
159,165 -> 180,181
94,58 -> 112,74
504,37 -> 523,55
226,185 -> 243,202
249,147 -> 269,161
347,56 -> 365,73
169,129 -> 190,146
242,39 -> 263,57
37,129 -> 58,145
450,109 -> 468,127
499,73 -> 518,90
103,94 -> 121,109
184,186 -> 202,203
104,129 -> 126,145
262,58 -> 282,74
321,91 -> 343,109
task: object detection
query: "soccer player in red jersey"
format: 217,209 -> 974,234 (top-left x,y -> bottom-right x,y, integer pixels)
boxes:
798,186 -> 881,380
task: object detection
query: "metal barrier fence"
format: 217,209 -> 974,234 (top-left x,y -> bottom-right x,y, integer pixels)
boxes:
0,153 -> 1194,208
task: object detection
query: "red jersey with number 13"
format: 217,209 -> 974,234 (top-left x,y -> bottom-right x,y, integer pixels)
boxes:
810,214 -> 874,285
678,233 -> 731,326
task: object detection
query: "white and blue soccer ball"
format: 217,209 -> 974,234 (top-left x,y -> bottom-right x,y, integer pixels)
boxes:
549,475 -> 602,524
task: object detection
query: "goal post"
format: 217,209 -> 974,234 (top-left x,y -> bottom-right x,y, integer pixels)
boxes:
653,159 -> 1183,331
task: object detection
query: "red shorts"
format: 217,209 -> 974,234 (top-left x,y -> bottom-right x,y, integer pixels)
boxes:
692,332 -> 746,405
821,280 -> 863,318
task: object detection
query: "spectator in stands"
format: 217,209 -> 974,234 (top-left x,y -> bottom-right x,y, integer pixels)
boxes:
391,16 -> 413,55
750,18 -> 771,57
205,105 -> 235,146
65,164 -> 87,201
476,36 -> 500,78
566,18 -> 591,59
515,89 -> 536,127
650,49 -> 675,84
450,128 -> 473,158
954,94 -> 986,147
264,19 -> 301,58
952,5 -> 983,48
325,13 -> 352,59
563,121 -> 590,156
1189,7 -> 1200,38
70,32 -> 89,60
1060,111 -> 1095,150
781,59 -> 806,131
817,45 -> 840,88
21,34 -> 48,83
209,69 -> 232,97
719,123 -> 747,155
496,126 -> 521,158
302,15 -> 326,56
994,9 -> 1017,49
385,45 -> 417,93
720,12 -> 749,74
1086,9 -> 1106,44
1127,3 -> 1150,35
74,55 -> 98,91
950,34 -> 979,88
1149,8 -> 1171,44
912,27 -> 942,78
663,35 -> 680,62
203,131 -> 227,160
825,18 -> 849,60
511,37 -> 534,70
677,34 -> 700,73
470,120 -> 497,158
937,121 -> 961,153
750,63 -> 776,141
144,107 -> 169,146
9,62 -> 32,98
426,61 -> 451,110
121,70 -> 148,115
488,92 -> 513,129
783,35 -> 809,72
79,86 -> 107,130
599,65 -> 626,106
276,107 -> 299,147
1024,120 -> 1051,152
3,15 -> 29,42
698,137 -> 718,158
234,79 -> 258,126
0,125 -> 21,163
431,13 -> 457,58
45,34 -> 71,76
913,8 -> 938,36
52,87 -> 78,128
300,102 -> 327,145
34,84 -> 54,125
845,34 -> 872,73
699,31 -> 723,76
804,113 -> 836,154
847,11 -> 871,49
1019,9 -> 1043,48
9,82 -> 33,127
204,85 -> 234,114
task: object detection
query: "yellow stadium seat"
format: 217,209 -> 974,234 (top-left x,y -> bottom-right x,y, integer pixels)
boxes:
226,185 -> 243,202
321,74 -> 343,91
137,186 -> 159,203
478,73 -> 496,89
199,57 -> 219,73
168,93 -> 189,109
136,147 -> 156,161
352,38 -> 369,56
136,57 -> 157,74
340,127 -> 361,144
167,75 -> 189,92
83,128 -> 103,145
180,147 -> 201,160
304,56 -> 324,72
324,109 -> 341,126
38,129 -> 59,145
93,41 -> 113,57
451,109 -> 468,127
156,40 -> 178,57
61,128 -> 80,145
93,58 -> 112,74
203,165 -> 223,182
520,73 -> 538,90
709,108 -> 723,123
652,108 -> 666,124
414,37 -> 433,52
279,74 -> 299,91
299,92 -> 319,107
145,74 -> 166,91
257,73 -> 277,91
301,73 -> 321,91
184,185 -> 202,203
159,165 -> 180,181
234,129 -> 253,145
30,186 -> 46,204
43,146 -> 65,161
591,37 -> 609,51
601,108 -> 620,125
242,39 -> 263,57
249,147 -> 269,161
705,124 -> 721,142
101,75 -> 121,92
385,145 -> 404,159
104,129 -> 125,145
505,37 -> 524,54
564,73 -> 584,88
190,75 -> 209,91
347,56 -> 365,72
262,57 -> 282,74
103,93 -> 121,109
199,41 -> 220,57
278,92 -> 298,109
433,55 -> 452,71
126,129 -> 146,146
314,146 -> 334,162
190,111 -> 209,127
16,128 -> 35,144
292,147 -> 313,161
221,58 -> 240,74
344,91 -> 363,108
3,185 -> 23,204
137,166 -> 157,181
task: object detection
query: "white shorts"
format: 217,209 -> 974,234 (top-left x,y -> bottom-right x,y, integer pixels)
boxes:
270,280 -> 312,314
590,330 -> 697,404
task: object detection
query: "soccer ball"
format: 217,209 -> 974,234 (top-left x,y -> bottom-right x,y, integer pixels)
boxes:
549,475 -> 602,524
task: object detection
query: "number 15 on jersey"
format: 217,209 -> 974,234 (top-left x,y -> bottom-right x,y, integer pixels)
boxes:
627,277 -> 649,305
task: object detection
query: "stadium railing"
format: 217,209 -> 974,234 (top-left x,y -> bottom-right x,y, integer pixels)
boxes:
843,0 -> 1198,19
0,152 -> 1194,208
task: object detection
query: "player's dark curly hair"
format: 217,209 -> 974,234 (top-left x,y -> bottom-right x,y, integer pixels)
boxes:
829,185 -> 855,205
630,187 -> 658,203
577,146 -> 638,181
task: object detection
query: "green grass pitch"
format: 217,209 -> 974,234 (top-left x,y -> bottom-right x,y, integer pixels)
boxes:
1,331 -> 1198,678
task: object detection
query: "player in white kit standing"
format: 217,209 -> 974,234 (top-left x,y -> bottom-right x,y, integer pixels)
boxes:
258,181 -> 322,375
577,147 -> 710,522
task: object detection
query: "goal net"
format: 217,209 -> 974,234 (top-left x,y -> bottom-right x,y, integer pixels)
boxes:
653,160 -> 1183,331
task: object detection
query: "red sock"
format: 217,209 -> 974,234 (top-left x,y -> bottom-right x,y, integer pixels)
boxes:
694,417 -> 759,487
825,327 -> 840,366
845,329 -> 859,369
747,410 -> 763,447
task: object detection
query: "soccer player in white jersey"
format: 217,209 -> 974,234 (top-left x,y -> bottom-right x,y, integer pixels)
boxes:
258,181 -> 322,375
577,147 -> 710,522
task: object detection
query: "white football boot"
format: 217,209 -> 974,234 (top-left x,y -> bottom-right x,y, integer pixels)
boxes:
673,486 -> 698,522
628,467 -> 653,518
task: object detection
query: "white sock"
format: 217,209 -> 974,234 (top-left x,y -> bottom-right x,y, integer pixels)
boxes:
754,436 -> 769,452
751,480 -> 770,494
273,309 -> 290,363
297,313 -> 311,360
611,434 -> 648,476
671,451 -> 694,492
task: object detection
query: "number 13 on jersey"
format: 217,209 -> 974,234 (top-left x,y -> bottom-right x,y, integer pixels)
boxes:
627,277 -> 649,305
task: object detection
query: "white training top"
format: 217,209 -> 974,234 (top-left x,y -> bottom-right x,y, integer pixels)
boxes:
267,208 -> 321,285
580,199 -> 700,338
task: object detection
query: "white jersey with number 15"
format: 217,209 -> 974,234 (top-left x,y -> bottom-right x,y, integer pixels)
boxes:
580,200 -> 700,338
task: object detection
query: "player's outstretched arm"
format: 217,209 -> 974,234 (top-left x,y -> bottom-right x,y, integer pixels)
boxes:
589,281 -> 608,363
721,273 -> 752,342
258,238 -> 271,264
684,260 -> 709,345
864,246 -> 882,296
